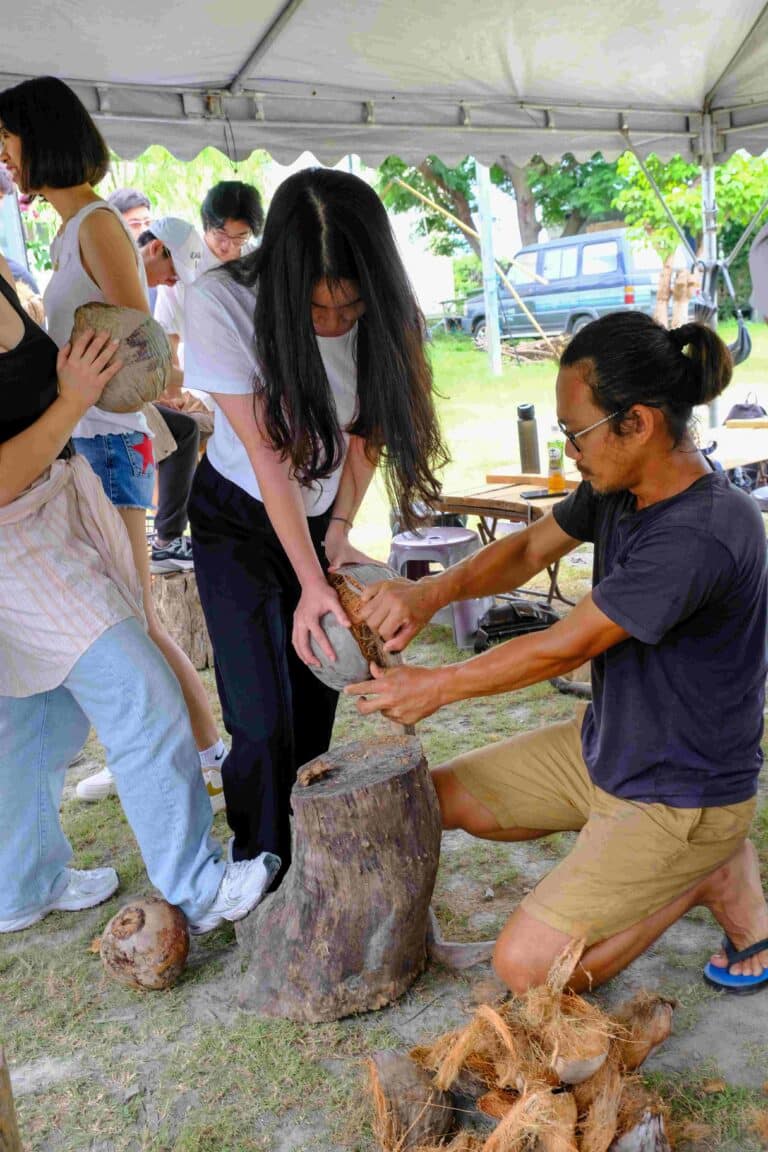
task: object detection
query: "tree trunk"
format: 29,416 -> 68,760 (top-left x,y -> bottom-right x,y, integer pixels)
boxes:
498,159 -> 541,247
653,257 -> 675,327
0,1049 -> 22,1152
417,161 -> 482,258
562,212 -> 586,236
150,571 -> 213,670
670,269 -> 699,329
236,736 -> 441,1022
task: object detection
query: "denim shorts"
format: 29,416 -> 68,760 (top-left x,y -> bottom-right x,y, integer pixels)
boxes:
73,432 -> 155,509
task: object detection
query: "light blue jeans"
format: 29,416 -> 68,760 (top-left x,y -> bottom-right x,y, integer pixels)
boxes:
0,618 -> 224,923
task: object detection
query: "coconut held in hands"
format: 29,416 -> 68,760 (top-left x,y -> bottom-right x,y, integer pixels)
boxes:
308,563 -> 404,692
71,302 -> 172,412
100,896 -> 189,991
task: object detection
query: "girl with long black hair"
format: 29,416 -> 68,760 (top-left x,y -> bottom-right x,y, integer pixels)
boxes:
185,167 -> 448,880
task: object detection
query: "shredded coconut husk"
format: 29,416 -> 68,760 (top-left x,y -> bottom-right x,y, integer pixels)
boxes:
371,943 -> 676,1152
368,1051 -> 455,1151
412,1134 -> 486,1152
477,1088 -> 519,1120
609,993 -> 676,1072
613,1076 -> 669,1136
573,1050 -> 623,1152
481,1087 -> 579,1152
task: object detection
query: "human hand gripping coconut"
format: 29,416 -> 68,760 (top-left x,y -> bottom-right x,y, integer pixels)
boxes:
307,563 -> 416,737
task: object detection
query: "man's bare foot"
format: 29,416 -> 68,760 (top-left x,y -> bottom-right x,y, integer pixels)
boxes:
700,840 -> 768,978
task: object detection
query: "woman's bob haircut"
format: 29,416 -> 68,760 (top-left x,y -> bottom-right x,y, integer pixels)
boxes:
0,76 -> 110,192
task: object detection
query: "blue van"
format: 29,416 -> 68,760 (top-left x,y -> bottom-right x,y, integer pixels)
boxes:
461,229 -> 667,340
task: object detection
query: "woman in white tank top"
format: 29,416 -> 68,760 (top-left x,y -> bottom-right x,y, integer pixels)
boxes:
0,76 -> 226,797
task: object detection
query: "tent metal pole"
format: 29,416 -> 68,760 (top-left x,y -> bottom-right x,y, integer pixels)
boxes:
475,161 -> 502,376
227,0 -> 306,95
699,113 -> 720,426
724,194 -> 768,268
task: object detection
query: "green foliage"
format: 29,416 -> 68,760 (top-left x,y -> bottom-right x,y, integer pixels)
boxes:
21,144 -> 271,275
615,151 -> 768,261
526,152 -> 626,232
20,198 -> 59,273
104,144 -> 270,225
453,253 -> 482,298
377,154 -> 510,256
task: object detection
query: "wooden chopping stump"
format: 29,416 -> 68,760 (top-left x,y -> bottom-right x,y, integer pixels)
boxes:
236,735 -> 441,1022
150,570 -> 213,670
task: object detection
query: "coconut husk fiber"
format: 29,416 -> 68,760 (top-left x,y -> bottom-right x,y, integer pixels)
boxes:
309,563 -> 405,691
368,1050 -> 456,1151
71,302 -> 172,412
370,941 -> 676,1152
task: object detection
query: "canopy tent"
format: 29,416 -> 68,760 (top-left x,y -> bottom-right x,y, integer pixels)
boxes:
3,0 -> 768,167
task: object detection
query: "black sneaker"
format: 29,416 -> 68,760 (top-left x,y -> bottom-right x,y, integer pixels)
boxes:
151,537 -> 195,573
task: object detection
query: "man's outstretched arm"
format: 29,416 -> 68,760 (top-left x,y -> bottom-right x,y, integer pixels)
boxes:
357,511 -> 581,652
345,593 -> 628,727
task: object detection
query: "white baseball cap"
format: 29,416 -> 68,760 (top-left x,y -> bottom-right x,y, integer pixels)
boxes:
149,217 -> 204,285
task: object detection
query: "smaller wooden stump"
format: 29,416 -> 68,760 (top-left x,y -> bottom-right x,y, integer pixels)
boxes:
151,570 -> 213,670
0,1047 -> 22,1152
236,736 -> 441,1022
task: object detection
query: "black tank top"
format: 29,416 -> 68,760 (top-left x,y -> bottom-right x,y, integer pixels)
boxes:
0,273 -> 72,458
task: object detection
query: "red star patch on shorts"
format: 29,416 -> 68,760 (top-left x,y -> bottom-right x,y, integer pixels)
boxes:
130,434 -> 154,474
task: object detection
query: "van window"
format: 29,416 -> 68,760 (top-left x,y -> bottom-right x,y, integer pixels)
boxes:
541,245 -> 578,282
582,240 -> 619,275
509,251 -> 538,285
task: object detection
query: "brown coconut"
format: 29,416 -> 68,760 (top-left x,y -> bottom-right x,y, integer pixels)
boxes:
309,563 -> 405,691
100,897 -> 189,991
71,302 -> 172,412
368,1050 -> 455,1151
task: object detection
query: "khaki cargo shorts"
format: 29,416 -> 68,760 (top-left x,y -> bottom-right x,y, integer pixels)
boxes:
449,709 -> 756,945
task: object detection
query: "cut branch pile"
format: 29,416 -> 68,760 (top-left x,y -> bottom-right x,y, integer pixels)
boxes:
367,942 -> 675,1152
475,335 -> 570,364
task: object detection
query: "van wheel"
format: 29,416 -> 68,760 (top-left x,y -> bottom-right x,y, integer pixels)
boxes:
569,315 -> 592,335
473,320 -> 487,343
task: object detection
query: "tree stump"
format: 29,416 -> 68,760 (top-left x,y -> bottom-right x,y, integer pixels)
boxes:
151,570 -> 213,670
0,1048 -> 22,1152
236,735 -> 441,1022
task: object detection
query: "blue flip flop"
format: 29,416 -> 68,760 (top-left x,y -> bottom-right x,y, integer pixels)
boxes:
703,935 -> 768,995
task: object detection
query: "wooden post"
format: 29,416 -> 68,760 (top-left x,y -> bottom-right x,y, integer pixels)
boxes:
0,1048 -> 22,1152
236,736 -> 442,1022
151,571 -> 213,670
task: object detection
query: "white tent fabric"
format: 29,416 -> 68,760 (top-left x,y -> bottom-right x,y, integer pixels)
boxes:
3,0 -> 768,164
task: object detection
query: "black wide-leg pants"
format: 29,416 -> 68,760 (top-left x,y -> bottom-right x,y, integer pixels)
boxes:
189,454 -> 338,883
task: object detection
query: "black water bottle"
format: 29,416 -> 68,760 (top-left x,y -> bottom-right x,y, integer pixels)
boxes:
517,403 -> 540,474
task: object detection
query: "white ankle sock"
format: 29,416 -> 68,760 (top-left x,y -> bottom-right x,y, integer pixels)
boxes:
199,738 -> 227,769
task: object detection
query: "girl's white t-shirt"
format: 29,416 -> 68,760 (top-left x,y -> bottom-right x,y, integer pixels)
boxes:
184,272 -> 358,516
44,201 -> 151,440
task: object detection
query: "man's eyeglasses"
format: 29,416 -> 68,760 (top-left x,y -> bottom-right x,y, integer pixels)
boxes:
557,409 -> 624,451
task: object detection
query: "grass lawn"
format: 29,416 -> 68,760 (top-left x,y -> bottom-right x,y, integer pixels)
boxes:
3,323 -> 768,1150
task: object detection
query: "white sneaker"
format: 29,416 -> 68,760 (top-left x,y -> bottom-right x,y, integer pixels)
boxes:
75,767 -> 116,802
0,867 -> 119,933
188,854 -> 281,935
203,766 -> 226,814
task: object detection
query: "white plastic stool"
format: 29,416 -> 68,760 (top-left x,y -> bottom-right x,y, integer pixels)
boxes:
388,527 -> 492,648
